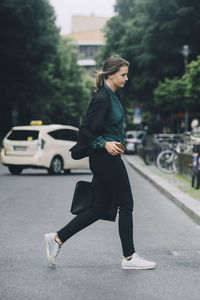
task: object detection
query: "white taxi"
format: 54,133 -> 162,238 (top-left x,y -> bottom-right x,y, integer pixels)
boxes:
1,124 -> 89,175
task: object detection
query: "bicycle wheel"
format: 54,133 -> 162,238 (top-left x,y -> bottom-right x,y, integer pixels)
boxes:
156,150 -> 177,174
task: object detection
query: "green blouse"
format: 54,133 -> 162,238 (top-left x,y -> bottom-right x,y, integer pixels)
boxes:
92,82 -> 125,149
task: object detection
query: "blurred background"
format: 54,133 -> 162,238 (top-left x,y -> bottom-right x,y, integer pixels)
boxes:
1,0 -> 200,140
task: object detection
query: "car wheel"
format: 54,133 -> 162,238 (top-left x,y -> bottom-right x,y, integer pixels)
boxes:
8,165 -> 23,175
64,169 -> 71,174
48,156 -> 63,175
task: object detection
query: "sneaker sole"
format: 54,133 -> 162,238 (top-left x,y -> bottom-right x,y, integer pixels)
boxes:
122,264 -> 156,270
44,234 -> 56,268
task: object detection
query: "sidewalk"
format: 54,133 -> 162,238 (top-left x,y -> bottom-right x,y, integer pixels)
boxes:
124,155 -> 200,225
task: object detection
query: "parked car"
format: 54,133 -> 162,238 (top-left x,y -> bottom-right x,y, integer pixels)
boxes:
0,124 -> 89,175
124,130 -> 145,154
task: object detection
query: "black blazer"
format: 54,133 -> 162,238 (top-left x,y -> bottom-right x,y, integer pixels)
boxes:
70,86 -> 112,159
70,86 -> 119,222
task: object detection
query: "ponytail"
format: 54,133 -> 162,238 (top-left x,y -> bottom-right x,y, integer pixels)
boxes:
95,72 -> 105,92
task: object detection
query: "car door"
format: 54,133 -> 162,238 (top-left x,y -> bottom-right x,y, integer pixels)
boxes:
48,129 -> 89,169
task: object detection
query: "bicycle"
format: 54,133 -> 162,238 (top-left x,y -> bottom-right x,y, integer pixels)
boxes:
156,142 -> 191,174
141,134 -> 173,166
156,148 -> 178,174
142,142 -> 170,166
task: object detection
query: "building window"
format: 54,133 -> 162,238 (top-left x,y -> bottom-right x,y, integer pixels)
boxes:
79,45 -> 100,59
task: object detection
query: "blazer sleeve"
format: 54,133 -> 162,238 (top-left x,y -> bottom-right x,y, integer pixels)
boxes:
79,94 -> 110,146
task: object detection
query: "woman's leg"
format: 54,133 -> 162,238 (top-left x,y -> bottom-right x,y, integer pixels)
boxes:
44,170 -> 104,267
117,177 -> 135,257
89,149 -> 135,257
57,176 -> 111,244
106,160 -> 135,257
57,152 -> 116,244
57,209 -> 99,243
55,149 -> 134,256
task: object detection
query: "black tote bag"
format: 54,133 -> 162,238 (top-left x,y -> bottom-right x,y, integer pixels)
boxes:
70,181 -> 93,215
70,178 -> 118,222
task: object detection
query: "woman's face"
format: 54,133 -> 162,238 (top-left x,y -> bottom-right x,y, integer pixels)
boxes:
109,65 -> 128,89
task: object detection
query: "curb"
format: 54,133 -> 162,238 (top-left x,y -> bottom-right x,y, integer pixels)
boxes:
124,155 -> 200,226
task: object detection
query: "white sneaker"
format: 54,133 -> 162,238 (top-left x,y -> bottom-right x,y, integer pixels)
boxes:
122,253 -> 156,270
44,232 -> 62,267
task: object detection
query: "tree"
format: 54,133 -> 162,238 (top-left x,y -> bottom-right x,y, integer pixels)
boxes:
0,0 -> 59,134
153,76 -> 186,130
0,0 -> 94,137
44,38 -> 94,126
98,0 -> 200,127
153,56 -> 200,131
186,55 -> 200,105
154,77 -> 186,113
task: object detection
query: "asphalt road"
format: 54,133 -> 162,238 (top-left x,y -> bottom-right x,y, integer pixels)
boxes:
1,159 -> 200,300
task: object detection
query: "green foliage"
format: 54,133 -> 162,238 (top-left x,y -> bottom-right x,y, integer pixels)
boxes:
0,0 -> 59,128
154,77 -> 186,114
44,38 -> 94,126
98,0 -> 200,127
0,0 -> 94,136
154,56 -> 200,116
186,56 -> 200,103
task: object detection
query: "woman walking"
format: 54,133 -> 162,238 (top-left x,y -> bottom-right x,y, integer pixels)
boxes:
44,55 -> 156,270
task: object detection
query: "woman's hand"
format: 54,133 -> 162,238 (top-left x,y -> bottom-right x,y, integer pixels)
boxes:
104,141 -> 124,156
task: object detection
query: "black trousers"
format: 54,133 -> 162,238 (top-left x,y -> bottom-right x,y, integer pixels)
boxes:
57,148 -> 135,257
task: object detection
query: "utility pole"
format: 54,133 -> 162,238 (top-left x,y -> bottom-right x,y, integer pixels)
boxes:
182,45 -> 189,132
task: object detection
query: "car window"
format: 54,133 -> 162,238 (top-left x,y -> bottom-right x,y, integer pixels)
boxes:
7,130 -> 39,141
127,134 -> 135,139
48,129 -> 78,141
126,134 -> 137,139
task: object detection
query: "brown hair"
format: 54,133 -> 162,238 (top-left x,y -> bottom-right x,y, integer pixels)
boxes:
96,55 -> 129,91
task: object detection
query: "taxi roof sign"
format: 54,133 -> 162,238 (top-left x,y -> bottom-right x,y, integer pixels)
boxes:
30,120 -> 43,126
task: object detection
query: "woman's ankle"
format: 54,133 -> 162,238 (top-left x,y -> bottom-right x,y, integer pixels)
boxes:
55,234 -> 63,246
125,255 -> 133,260
124,252 -> 136,260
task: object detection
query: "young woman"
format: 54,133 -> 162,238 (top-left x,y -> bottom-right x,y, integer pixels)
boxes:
44,55 -> 156,270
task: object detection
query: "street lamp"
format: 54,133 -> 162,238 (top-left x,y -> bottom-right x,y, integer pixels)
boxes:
182,45 -> 189,73
182,44 -> 190,132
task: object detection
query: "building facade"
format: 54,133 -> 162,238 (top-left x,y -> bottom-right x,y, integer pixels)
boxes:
64,15 -> 109,69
